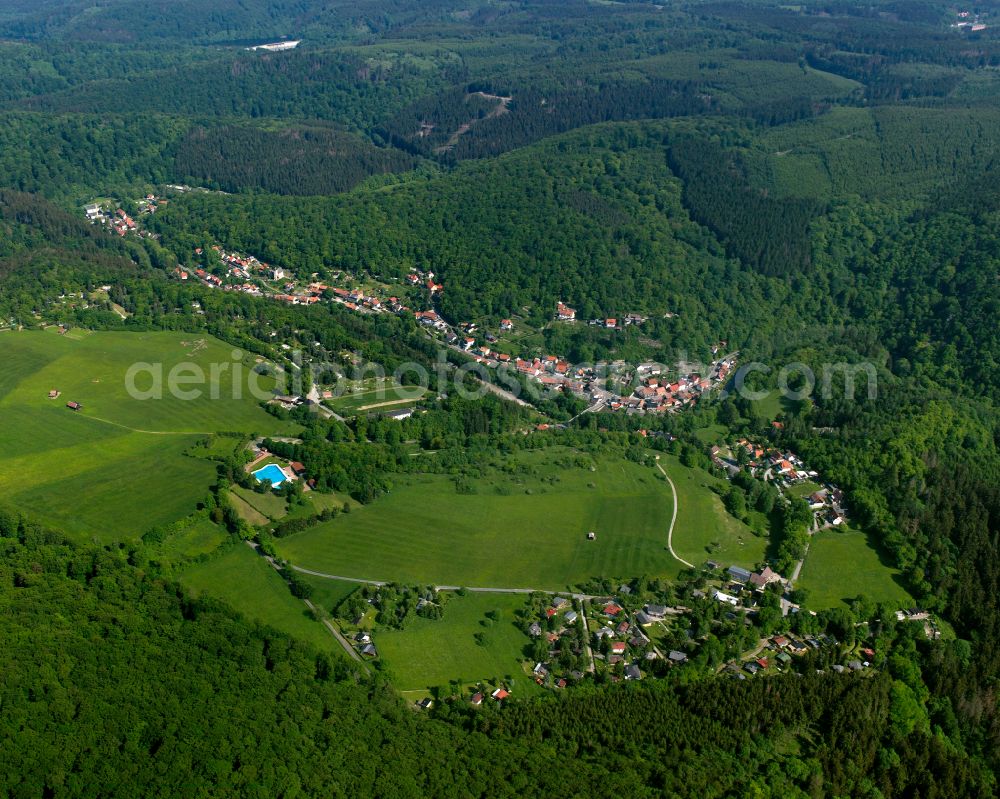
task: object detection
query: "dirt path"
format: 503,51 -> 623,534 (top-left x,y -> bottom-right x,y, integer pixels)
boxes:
289,565 -> 598,600
655,460 -> 694,569
356,397 -> 420,411
81,414 -> 210,436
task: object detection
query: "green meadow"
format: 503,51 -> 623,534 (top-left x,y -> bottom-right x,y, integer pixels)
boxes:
375,592 -> 535,692
178,544 -> 339,654
797,526 -> 912,610
658,454 -> 768,570
0,329 -> 294,541
275,450 -> 691,590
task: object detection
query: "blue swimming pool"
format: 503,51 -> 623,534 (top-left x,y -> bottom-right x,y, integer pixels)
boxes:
253,463 -> 287,487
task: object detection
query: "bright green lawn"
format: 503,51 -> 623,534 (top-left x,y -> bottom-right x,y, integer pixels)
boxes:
750,389 -> 794,423
694,424 -> 728,445
375,592 -> 534,692
787,480 -> 823,499
0,330 -> 294,541
658,454 -> 767,570
276,452 -> 681,590
797,526 -> 912,610
178,544 -> 338,654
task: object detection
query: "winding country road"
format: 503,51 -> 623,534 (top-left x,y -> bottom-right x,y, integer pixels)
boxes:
655,460 -> 694,569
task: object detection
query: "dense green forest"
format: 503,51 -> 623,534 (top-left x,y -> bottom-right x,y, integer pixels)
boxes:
0,519 -> 991,797
0,0 -> 1000,795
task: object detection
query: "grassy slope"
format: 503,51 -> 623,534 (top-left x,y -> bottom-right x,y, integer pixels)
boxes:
798,526 -> 912,610
178,544 -> 339,655
658,454 -> 768,570
276,452 -> 681,590
375,592 -> 534,692
0,329 -> 293,541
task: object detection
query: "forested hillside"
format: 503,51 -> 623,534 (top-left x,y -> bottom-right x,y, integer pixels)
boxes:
0,0 -> 999,795
0,520 -> 991,798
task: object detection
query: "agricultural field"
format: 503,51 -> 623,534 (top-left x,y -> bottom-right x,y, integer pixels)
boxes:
0,329 -> 295,541
374,592 -> 536,693
658,454 -> 768,571
178,544 -> 339,654
276,449 -> 682,590
797,526 -> 912,610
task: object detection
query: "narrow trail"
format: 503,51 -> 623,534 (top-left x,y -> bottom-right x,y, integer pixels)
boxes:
655,460 -> 694,569
80,413 -> 210,436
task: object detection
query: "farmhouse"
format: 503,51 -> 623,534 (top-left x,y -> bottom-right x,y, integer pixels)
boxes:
48,389 -> 61,399
66,401 -> 82,411
749,566 -> 781,591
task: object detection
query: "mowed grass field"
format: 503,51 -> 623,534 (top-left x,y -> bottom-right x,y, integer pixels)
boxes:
0,329 -> 294,541
797,526 -> 912,610
276,451 -> 684,590
376,592 -> 534,692
179,544 -> 339,655
658,454 -> 768,570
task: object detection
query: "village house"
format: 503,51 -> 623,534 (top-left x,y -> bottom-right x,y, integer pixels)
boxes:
556,302 -> 576,321
749,566 -> 781,591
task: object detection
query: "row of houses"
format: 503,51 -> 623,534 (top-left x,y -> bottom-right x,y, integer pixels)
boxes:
555,301 -> 647,329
